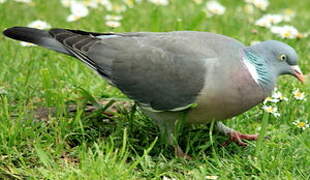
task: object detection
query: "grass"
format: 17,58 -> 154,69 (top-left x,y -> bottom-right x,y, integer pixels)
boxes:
0,0 -> 309,179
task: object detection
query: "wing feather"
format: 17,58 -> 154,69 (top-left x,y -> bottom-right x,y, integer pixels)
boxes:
48,29 -> 215,111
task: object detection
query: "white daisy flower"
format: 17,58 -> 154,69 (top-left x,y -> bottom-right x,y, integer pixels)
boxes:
264,88 -> 288,103
97,0 -> 112,11
67,1 -> 89,22
253,0 -> 269,11
272,91 -> 288,101
83,0 -> 99,8
204,1 -> 226,16
192,0 -> 203,4
105,20 -> 121,28
71,1 -> 89,16
14,0 -> 32,3
270,25 -> 300,39
20,41 -> 36,47
66,14 -> 81,22
123,0 -> 135,8
148,0 -> 169,6
263,96 -> 279,104
292,120 -> 309,130
273,112 -> 280,117
245,0 -> 269,11
255,14 -> 284,28
110,4 -> 127,13
255,17 -> 272,28
162,176 -> 176,180
60,0 -> 75,7
205,175 -> 219,180
27,20 -> 51,29
292,89 -> 306,100
262,105 -> 280,117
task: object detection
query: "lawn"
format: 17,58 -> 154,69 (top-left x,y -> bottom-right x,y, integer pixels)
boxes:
0,0 -> 309,179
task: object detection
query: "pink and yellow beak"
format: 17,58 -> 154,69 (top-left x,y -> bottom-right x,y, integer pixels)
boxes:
290,65 -> 304,83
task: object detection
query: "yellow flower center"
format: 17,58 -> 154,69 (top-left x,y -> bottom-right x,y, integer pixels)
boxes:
294,92 -> 302,97
284,9 -> 294,15
297,122 -> 306,128
283,31 -> 292,37
265,97 -> 272,101
266,107 -> 273,112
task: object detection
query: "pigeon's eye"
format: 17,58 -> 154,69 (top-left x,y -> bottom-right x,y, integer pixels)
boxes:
279,54 -> 287,61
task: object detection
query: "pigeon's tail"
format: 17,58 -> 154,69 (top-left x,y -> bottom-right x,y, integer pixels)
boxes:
3,27 -> 70,55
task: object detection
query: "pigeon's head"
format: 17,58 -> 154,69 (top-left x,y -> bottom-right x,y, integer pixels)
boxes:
251,40 -> 304,83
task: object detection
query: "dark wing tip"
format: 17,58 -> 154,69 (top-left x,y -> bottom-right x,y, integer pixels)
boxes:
3,26 -> 24,39
3,26 -> 49,44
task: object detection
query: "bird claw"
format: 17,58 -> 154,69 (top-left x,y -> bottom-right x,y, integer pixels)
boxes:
221,131 -> 258,147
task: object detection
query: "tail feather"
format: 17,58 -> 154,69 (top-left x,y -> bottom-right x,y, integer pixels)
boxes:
3,27 -> 113,79
3,27 -> 71,55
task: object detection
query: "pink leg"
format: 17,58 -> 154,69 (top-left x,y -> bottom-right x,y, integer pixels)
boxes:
216,122 -> 258,147
221,131 -> 258,146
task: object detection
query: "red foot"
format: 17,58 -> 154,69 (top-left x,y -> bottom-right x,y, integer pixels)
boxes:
221,131 -> 258,147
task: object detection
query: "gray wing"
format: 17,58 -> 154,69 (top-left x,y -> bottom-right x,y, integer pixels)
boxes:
49,29 -> 218,111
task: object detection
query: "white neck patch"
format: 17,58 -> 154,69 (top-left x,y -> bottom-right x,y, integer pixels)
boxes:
242,57 -> 259,84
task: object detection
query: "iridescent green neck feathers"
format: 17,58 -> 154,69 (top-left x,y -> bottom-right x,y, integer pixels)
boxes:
242,49 -> 276,92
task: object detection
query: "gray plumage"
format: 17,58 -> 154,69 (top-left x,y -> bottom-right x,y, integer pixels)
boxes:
3,27 -> 303,157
